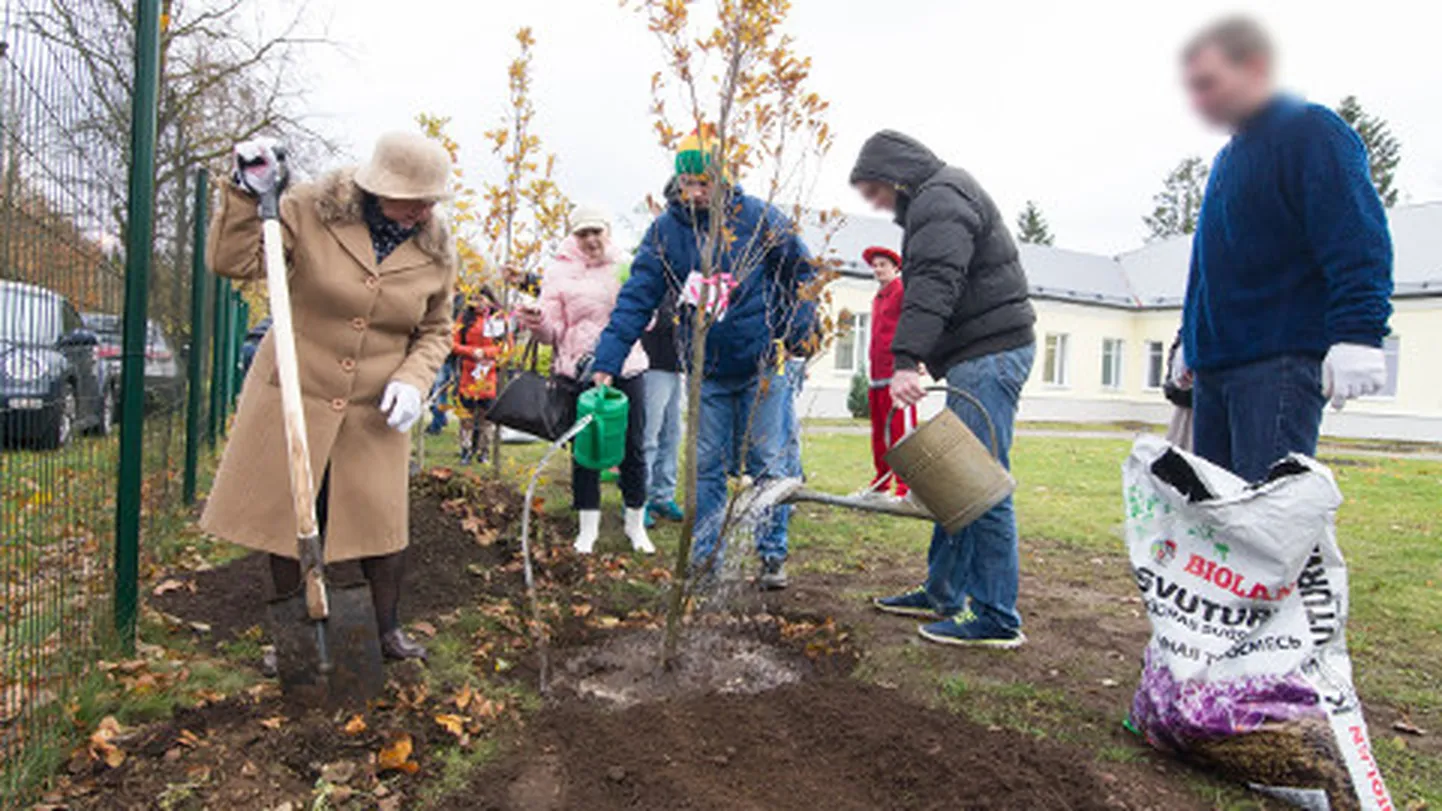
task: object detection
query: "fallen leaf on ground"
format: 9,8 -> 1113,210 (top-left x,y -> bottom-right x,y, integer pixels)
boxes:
342,714 -> 367,735
320,760 -> 358,784
434,713 -> 467,737
1392,719 -> 1427,736
378,732 -> 419,774
453,684 -> 473,711
259,716 -> 286,730
88,716 -> 126,768
151,578 -> 193,596
411,621 -> 437,638
571,603 -> 593,617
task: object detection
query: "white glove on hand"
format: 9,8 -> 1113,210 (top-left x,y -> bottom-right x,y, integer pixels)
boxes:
1169,342 -> 1191,388
379,380 -> 424,432
232,137 -> 288,197
1321,343 -> 1387,411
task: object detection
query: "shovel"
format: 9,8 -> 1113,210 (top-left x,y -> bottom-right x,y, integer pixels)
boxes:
249,153 -> 385,706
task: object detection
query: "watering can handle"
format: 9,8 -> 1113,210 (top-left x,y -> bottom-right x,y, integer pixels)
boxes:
886,385 -> 1003,460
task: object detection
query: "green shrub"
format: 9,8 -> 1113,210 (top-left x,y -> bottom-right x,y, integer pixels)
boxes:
847,367 -> 870,419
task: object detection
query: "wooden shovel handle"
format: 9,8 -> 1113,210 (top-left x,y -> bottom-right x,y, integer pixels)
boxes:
260,205 -> 327,620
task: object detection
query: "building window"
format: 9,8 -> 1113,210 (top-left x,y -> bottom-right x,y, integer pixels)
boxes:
1101,338 -> 1124,389
1377,336 -> 1401,397
833,312 -> 868,372
1145,341 -> 1165,389
1043,333 -> 1069,386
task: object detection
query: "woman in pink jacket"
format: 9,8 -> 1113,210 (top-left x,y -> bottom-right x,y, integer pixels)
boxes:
517,207 -> 653,555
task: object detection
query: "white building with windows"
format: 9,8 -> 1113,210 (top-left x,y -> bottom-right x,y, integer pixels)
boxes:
803,202 -> 1441,442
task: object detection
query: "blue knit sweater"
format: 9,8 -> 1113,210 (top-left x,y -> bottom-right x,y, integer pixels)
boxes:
1183,96 -> 1393,372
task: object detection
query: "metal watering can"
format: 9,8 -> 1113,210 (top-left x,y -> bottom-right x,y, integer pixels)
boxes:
884,386 -> 1016,533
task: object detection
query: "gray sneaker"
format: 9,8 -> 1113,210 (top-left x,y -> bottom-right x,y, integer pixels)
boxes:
758,558 -> 789,591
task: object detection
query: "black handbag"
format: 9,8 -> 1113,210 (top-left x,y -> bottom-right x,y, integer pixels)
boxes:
485,341 -> 579,442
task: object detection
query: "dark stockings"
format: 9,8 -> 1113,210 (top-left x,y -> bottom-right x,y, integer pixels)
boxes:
266,466 -> 408,635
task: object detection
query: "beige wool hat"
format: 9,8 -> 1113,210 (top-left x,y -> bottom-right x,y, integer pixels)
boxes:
570,205 -> 611,235
354,131 -> 453,201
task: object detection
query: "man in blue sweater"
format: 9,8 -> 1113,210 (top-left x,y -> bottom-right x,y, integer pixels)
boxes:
1179,17 -> 1393,481
591,137 -> 816,589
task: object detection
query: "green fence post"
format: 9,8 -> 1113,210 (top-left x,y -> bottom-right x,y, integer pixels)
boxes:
115,0 -> 164,651
208,275 -> 226,446
231,298 -> 249,405
182,170 -> 209,505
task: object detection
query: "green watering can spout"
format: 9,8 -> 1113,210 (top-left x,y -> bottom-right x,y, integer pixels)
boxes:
574,384 -> 629,471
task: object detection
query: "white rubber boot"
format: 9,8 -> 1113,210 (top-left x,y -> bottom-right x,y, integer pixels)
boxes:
624,507 -> 656,554
574,510 -> 601,555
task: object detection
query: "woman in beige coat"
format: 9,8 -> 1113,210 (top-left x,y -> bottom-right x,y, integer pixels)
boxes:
201,132 -> 456,661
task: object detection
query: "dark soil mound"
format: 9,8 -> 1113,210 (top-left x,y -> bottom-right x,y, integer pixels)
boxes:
455,679 -> 1162,811
152,473 -> 523,648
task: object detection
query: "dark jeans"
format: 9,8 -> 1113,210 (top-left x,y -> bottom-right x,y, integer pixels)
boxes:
573,373 -> 648,510
1193,353 -> 1325,482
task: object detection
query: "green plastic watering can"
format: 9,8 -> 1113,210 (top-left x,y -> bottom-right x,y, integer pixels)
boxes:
573,385 -> 629,471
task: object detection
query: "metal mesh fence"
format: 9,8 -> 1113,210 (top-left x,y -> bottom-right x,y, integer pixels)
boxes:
0,1 -> 240,799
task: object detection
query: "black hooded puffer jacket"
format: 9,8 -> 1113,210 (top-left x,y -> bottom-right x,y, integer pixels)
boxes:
850,131 -> 1035,374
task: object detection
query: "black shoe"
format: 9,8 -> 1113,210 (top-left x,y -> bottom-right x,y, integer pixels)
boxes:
759,558 -> 788,591
380,628 -> 428,661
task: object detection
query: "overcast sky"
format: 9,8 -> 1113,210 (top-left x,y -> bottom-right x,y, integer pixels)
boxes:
292,0 -> 1442,256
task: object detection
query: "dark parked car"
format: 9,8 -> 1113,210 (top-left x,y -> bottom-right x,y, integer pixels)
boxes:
83,312 -> 184,410
0,280 -> 108,447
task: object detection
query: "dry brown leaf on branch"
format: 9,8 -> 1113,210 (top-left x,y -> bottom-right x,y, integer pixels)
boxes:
342,714 -> 368,735
377,732 -> 420,774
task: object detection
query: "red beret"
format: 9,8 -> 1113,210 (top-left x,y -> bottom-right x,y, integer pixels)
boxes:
862,246 -> 902,268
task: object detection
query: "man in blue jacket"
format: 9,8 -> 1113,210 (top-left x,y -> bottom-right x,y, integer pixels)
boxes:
1179,17 -> 1392,481
591,139 -> 816,589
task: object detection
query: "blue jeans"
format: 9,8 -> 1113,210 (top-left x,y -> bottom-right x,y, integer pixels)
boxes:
692,369 -> 792,570
925,344 -> 1035,632
1192,354 -> 1325,482
642,369 -> 684,504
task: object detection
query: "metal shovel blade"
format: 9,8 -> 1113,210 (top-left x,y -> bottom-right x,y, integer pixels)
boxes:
267,582 -> 385,707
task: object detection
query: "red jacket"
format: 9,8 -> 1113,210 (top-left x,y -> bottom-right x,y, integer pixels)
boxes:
453,309 -> 503,401
869,278 -> 904,383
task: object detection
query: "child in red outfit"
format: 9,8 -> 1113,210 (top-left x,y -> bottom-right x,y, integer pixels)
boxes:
863,246 -> 916,497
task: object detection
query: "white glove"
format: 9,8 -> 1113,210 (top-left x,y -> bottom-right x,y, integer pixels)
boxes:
1169,342 -> 1191,388
1321,343 -> 1387,411
232,137 -> 288,197
379,380 -> 424,432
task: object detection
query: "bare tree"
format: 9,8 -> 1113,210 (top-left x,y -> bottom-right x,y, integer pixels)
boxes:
24,0 -> 334,330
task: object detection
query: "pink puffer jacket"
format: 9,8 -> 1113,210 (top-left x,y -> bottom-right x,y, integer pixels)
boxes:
531,236 -> 648,379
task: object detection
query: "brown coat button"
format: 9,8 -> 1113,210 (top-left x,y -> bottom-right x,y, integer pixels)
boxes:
340,358 -> 356,372
331,398 -> 346,411
365,277 -> 379,290
351,317 -> 366,331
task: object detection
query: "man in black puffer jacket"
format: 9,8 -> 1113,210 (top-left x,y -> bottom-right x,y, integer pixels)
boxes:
852,130 -> 1037,649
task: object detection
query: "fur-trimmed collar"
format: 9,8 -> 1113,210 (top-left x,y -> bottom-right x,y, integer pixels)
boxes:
313,167 -> 456,269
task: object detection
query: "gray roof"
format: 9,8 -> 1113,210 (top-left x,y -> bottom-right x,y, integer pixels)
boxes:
818,201 -> 1442,309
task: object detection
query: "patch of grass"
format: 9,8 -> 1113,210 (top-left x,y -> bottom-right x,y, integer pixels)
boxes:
1096,744 -> 1146,764
419,738 -> 501,804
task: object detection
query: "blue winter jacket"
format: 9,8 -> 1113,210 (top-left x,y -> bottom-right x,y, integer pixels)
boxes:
1183,95 -> 1393,371
592,186 -> 817,381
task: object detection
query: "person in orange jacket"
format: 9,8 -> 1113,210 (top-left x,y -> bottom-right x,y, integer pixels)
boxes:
452,287 -> 503,465
862,246 -> 916,498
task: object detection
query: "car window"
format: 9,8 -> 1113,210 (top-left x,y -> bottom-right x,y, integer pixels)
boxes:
0,288 -> 61,345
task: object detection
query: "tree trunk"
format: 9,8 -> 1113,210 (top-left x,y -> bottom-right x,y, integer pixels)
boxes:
662,304 -> 709,665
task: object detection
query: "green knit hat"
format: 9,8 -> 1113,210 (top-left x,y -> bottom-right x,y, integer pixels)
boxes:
675,128 -> 717,176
